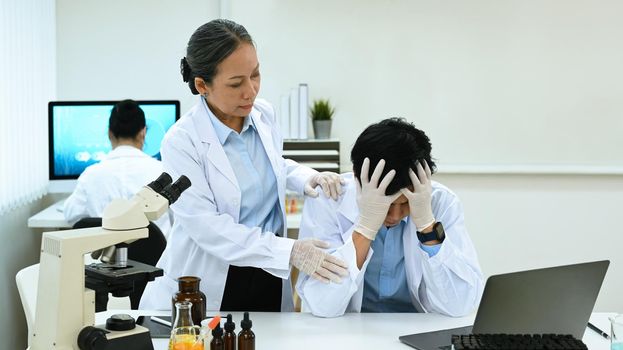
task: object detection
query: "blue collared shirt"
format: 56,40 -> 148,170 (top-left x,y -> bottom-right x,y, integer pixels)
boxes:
361,219 -> 441,312
206,104 -> 283,236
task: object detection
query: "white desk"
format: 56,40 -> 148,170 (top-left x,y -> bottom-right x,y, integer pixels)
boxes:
28,199 -> 71,229
96,311 -> 613,349
28,199 -> 302,231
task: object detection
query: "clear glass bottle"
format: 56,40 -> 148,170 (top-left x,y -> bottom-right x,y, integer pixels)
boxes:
173,276 -> 207,326
169,301 -> 203,350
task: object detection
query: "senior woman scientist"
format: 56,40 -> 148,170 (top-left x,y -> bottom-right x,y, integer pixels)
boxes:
140,19 -> 347,312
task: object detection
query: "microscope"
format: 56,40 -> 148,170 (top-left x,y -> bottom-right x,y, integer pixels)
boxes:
31,173 -> 190,350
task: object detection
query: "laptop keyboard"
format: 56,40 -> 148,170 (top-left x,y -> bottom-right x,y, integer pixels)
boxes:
451,333 -> 588,350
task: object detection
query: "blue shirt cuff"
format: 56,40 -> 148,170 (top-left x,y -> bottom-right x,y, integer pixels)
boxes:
419,242 -> 442,257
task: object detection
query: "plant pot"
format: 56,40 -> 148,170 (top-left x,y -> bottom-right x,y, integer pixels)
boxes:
313,120 -> 332,139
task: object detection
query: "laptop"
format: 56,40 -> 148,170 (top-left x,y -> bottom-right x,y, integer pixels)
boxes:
399,260 -> 609,350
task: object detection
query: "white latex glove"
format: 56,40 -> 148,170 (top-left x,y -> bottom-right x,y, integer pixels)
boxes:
290,239 -> 349,283
354,158 -> 401,241
400,161 -> 435,231
304,172 -> 345,201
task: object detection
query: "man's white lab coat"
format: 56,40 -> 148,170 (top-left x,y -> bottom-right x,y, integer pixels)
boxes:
296,173 -> 484,317
140,98 -> 316,311
63,145 -> 171,235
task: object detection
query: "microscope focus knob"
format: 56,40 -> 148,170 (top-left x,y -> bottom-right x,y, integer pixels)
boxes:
106,313 -> 136,331
77,326 -> 107,350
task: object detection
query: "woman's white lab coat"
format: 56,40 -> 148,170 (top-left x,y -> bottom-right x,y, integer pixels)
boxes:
140,98 -> 316,311
296,173 -> 484,318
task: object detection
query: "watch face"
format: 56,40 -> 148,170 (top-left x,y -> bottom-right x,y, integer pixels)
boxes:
434,222 -> 445,241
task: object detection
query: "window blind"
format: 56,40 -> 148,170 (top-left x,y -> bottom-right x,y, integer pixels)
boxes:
0,0 -> 56,215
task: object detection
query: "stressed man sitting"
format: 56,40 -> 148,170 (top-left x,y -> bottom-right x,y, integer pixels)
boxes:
296,118 -> 484,317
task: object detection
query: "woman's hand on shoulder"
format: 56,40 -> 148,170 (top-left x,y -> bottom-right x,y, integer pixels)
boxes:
304,172 -> 345,201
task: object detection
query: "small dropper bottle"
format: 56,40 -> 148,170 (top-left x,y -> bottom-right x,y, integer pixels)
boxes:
211,324 -> 224,350
223,314 -> 236,350
237,312 -> 255,350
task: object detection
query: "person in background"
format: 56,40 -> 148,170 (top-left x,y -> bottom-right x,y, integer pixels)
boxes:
296,118 -> 483,317
63,99 -> 171,236
140,19 -> 347,313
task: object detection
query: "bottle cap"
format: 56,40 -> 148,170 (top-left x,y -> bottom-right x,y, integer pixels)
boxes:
224,314 -> 235,332
240,312 -> 252,330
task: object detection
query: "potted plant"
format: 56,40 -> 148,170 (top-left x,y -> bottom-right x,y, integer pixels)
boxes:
310,99 -> 335,139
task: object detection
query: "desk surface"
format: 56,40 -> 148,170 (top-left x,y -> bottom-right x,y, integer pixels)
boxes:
28,199 -> 71,228
28,199 -> 302,230
96,310 -> 613,350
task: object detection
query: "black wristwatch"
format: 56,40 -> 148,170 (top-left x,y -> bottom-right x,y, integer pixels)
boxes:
416,222 -> 445,244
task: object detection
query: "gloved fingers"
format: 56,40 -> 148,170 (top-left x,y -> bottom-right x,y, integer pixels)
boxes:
316,265 -> 344,283
321,259 -> 349,277
416,162 -> 427,185
326,175 -> 341,201
388,191 -> 402,203
323,172 -> 343,199
323,253 -> 349,270
309,239 -> 331,249
400,188 -> 414,198
311,272 -> 330,284
360,157 -> 371,184
314,175 -> 332,199
369,159 -> 386,187
408,167 -> 421,187
337,175 -> 345,195
378,169 -> 397,192
303,183 -> 319,198
423,160 -> 432,179
334,176 -> 343,197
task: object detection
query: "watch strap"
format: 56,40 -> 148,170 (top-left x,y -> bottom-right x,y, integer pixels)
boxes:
416,222 -> 445,244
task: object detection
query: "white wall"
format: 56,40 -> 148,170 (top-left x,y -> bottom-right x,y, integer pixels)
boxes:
56,0 -> 220,112
53,0 -> 623,313
435,173 -> 622,312
231,0 -> 623,312
233,0 -> 623,170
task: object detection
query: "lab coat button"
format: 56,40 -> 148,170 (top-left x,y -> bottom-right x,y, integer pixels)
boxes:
233,199 -> 238,206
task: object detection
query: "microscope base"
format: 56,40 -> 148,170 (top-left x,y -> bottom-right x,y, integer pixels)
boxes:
78,324 -> 154,350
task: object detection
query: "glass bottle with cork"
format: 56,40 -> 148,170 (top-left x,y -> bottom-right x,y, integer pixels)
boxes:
173,276 -> 207,326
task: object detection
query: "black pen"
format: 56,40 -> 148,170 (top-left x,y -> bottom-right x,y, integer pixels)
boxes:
588,322 -> 610,340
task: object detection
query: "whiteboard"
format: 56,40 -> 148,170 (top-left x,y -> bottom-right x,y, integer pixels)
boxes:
231,0 -> 623,173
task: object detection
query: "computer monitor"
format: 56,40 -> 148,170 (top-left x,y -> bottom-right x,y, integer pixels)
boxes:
48,100 -> 180,192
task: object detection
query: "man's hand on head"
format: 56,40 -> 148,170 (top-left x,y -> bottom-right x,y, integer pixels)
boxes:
400,161 -> 435,232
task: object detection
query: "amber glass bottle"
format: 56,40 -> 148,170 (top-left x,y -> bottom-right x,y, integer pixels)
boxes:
211,324 -> 224,350
172,276 -> 207,326
237,312 -> 255,350
223,314 -> 236,350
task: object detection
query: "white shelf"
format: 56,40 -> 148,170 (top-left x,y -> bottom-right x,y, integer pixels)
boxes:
297,162 -> 339,170
438,164 -> 623,175
283,150 -> 339,157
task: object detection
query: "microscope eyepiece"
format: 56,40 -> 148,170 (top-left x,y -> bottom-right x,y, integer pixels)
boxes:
146,172 -> 173,194
160,175 -> 191,205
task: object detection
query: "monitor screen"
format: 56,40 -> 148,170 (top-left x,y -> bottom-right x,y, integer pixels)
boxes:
48,100 -> 180,180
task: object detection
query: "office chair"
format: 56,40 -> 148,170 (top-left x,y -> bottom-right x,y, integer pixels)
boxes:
16,263 -> 39,348
73,217 -> 167,309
